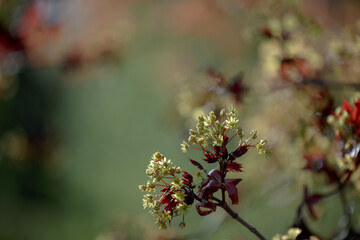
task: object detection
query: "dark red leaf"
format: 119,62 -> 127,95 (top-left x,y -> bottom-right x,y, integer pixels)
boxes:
222,146 -> 229,159
164,198 -> 177,212
182,171 -> 193,186
160,186 -> 171,193
222,135 -> 229,146
184,192 -> 194,205
229,145 -> 249,160
160,193 -> 172,205
198,179 -> 221,200
214,143 -> 229,159
203,152 -> 218,163
208,169 -> 222,183
224,179 -> 242,204
189,159 -> 204,170
228,73 -> 246,104
342,99 -> 352,113
196,200 -> 217,216
226,162 -> 243,172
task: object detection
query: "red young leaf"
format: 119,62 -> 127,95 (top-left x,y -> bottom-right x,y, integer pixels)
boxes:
224,179 -> 242,204
189,159 -> 204,170
160,193 -> 172,205
203,152 -> 218,163
229,145 -> 249,160
198,169 -> 222,200
182,171 -> 193,186
196,200 -> 217,216
160,186 -> 171,193
226,162 -> 243,172
208,169 -> 222,183
342,99 -> 352,113
198,179 -> 221,200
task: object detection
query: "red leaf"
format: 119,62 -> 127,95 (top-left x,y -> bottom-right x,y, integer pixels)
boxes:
229,145 -> 249,160
226,162 -> 243,172
224,179 -> 242,204
160,186 -> 171,193
214,145 -> 228,159
182,171 -> 193,186
208,169 -> 222,183
342,99 -> 352,113
203,152 -> 218,163
189,159 -> 204,170
196,200 -> 217,216
198,180 -> 220,200
160,193 -> 172,205
354,99 -> 360,125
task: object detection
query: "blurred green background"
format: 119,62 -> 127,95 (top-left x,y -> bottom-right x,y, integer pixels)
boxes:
0,0 -> 359,239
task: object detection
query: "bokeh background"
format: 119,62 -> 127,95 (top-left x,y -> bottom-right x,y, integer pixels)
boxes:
1,0 -> 360,239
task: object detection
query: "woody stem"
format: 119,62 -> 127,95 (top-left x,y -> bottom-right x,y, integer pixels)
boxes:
219,201 -> 267,240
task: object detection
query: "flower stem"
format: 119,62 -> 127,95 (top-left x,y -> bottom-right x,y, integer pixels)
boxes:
219,201 -> 266,240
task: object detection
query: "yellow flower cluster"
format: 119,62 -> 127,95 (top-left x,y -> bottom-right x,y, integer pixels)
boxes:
327,94 -> 360,188
144,152 -> 181,180
181,108 -> 269,155
139,152 -> 190,229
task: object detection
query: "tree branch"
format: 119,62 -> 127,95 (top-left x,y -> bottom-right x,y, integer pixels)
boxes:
219,201 -> 267,240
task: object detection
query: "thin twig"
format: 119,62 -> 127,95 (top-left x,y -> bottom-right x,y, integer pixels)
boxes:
220,201 -> 267,240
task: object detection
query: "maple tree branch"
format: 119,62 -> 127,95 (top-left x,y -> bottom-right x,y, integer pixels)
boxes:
219,201 -> 266,240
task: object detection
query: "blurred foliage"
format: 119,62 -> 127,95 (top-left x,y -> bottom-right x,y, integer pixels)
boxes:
0,0 -> 360,240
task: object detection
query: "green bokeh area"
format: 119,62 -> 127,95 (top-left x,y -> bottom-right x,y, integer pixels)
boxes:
59,57 -> 188,238
1,1 -> 360,239
0,49 -> 351,240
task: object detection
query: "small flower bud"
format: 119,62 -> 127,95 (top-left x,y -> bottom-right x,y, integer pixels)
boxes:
335,107 -> 342,115
196,137 -> 205,145
188,135 -> 196,143
225,116 -> 238,129
181,141 -> 189,153
153,152 -> 163,161
256,139 -> 268,154
327,115 -> 335,125
209,111 -> 216,122
220,109 -> 226,117
139,185 -> 146,191
250,130 -> 257,139
197,115 -> 205,122
237,127 -> 244,138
